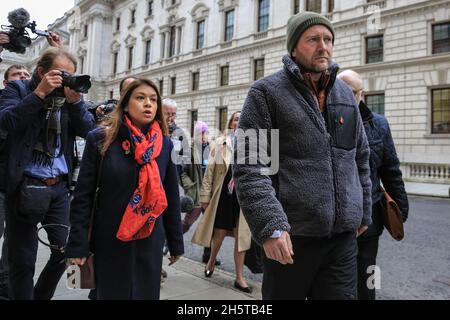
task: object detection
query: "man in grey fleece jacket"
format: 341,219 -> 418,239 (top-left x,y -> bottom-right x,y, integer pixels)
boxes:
233,12 -> 372,300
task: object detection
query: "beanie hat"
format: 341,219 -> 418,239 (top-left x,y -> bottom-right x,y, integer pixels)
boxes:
194,121 -> 209,134
286,11 -> 335,55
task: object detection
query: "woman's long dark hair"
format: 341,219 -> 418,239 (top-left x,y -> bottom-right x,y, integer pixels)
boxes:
99,78 -> 168,156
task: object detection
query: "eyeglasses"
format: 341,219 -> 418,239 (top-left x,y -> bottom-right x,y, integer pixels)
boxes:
165,112 -> 177,117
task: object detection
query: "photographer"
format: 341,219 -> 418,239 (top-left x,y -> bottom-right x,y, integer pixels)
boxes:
0,47 -> 95,300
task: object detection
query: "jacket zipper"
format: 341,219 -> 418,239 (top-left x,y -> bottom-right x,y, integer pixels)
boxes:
307,87 -> 337,236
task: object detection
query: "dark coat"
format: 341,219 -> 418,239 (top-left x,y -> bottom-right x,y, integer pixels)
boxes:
0,79 -> 95,209
66,124 -> 184,300
233,55 -> 372,245
359,101 -> 409,238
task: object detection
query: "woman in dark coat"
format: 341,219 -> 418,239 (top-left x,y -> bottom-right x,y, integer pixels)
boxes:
66,78 -> 184,300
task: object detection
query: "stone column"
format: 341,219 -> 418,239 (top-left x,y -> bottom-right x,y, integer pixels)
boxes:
300,0 -> 306,12
321,0 -> 328,14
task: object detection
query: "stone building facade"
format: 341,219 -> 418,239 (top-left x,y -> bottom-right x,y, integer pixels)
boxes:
1,0 -> 449,184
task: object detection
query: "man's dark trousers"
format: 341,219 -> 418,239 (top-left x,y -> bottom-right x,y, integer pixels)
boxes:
6,181 -> 69,300
262,232 -> 358,300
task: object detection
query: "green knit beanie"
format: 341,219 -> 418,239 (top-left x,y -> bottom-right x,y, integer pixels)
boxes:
286,11 -> 335,55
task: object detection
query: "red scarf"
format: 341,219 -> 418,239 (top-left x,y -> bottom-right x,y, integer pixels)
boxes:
116,116 -> 168,242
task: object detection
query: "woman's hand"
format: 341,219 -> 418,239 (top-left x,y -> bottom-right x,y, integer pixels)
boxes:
70,258 -> 87,266
201,202 -> 209,210
168,255 -> 181,266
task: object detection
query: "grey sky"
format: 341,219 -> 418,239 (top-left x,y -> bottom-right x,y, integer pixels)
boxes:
0,0 -> 74,30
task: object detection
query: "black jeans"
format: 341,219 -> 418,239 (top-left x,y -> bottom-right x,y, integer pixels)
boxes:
6,181 -> 70,300
357,235 -> 379,300
262,232 -> 358,300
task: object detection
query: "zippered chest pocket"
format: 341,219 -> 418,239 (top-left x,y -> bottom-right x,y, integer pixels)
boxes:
330,105 -> 357,151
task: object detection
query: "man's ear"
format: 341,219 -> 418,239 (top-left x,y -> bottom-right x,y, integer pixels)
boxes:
37,66 -> 45,78
2,80 -> 7,87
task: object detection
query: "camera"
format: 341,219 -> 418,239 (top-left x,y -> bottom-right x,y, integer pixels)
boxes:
86,99 -> 118,120
1,8 -> 49,54
51,71 -> 92,97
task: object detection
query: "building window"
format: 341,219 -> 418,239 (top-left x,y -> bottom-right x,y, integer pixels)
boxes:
254,58 -> 265,81
258,0 -> 270,32
116,17 -> 120,31
218,107 -> 228,132
366,35 -> 383,64
131,9 -> 136,24
329,0 -> 335,12
197,20 -> 205,49
128,46 -> 134,70
161,33 -> 166,58
169,26 -> 176,57
432,22 -> 450,54
306,0 -> 321,13
113,52 -> 118,74
83,25 -> 88,38
190,110 -> 198,137
220,66 -> 229,86
145,40 -> 152,65
224,10 -> 234,42
148,1 -> 154,16
171,76 -> 176,95
294,0 -> 300,14
365,93 -> 385,115
432,88 -> 450,134
192,72 -> 200,91
110,90 -> 114,99
159,79 -> 164,95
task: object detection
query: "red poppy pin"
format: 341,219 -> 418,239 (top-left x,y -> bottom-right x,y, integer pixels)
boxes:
122,140 -> 131,155
339,116 -> 345,125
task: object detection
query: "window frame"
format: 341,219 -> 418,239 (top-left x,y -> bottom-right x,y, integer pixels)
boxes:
254,58 -> 265,81
192,72 -> 200,91
365,92 -> 385,115
365,34 -> 384,64
224,9 -> 235,42
431,87 -> 450,134
257,0 -> 270,33
432,22 -> 450,55
220,65 -> 229,86
196,20 -> 205,50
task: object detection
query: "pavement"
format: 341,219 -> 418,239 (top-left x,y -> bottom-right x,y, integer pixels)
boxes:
0,237 -> 261,300
404,182 -> 450,198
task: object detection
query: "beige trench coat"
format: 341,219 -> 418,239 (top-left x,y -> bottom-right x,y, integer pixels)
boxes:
191,135 -> 251,252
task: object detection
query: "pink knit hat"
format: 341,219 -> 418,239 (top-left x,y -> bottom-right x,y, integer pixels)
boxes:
194,121 -> 209,134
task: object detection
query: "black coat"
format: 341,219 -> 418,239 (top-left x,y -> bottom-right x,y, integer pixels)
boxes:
359,101 -> 409,238
66,124 -> 184,300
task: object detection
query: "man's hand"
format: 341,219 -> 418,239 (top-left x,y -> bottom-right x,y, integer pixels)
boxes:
263,231 -> 294,265
168,255 -> 181,266
356,225 -> 368,238
64,87 -> 82,104
0,33 -> 9,45
70,258 -> 87,266
96,105 -> 106,117
47,31 -> 62,48
34,70 -> 63,99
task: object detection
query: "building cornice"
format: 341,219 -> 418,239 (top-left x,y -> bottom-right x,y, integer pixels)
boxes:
347,53 -> 450,73
333,0 -> 450,29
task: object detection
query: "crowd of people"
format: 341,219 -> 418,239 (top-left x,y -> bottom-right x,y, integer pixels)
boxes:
0,11 -> 408,300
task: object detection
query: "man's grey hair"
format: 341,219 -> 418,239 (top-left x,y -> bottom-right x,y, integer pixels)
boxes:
162,98 -> 177,109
